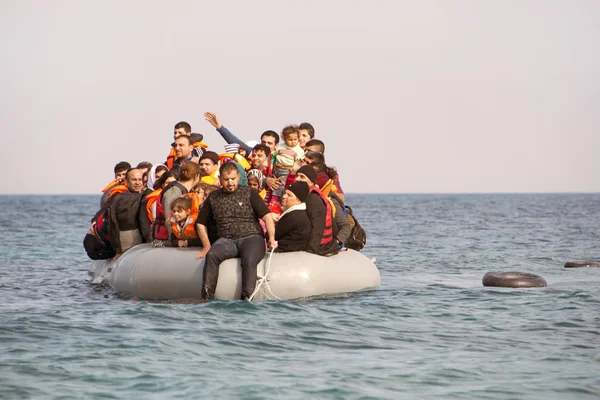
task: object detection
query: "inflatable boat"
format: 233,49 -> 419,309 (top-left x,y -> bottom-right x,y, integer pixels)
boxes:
90,244 -> 381,301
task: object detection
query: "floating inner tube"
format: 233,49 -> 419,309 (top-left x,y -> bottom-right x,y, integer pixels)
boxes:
564,261 -> 600,268
482,272 -> 547,288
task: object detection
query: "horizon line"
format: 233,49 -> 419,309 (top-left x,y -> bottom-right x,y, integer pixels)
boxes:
1,191 -> 599,196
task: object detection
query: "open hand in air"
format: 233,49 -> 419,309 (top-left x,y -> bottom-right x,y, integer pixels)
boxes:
204,112 -> 222,129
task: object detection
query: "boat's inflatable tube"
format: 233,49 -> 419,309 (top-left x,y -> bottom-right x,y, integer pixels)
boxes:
564,261 -> 600,268
482,272 -> 547,288
90,244 -> 381,301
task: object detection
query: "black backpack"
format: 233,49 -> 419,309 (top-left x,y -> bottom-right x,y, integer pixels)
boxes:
343,205 -> 366,251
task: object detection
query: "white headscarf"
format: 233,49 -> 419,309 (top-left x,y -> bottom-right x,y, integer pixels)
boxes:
147,164 -> 167,190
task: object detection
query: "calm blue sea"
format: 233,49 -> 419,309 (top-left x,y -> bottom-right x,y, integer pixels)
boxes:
1,194 -> 599,399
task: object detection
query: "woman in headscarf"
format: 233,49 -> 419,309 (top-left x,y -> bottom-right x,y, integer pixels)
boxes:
273,181 -> 311,252
148,164 -> 169,190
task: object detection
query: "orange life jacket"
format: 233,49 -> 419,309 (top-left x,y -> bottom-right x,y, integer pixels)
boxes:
101,179 -> 119,193
319,178 -> 338,198
145,188 -> 162,223
108,184 -> 128,199
219,153 -> 251,171
165,141 -> 209,169
170,192 -> 201,240
310,186 -> 334,245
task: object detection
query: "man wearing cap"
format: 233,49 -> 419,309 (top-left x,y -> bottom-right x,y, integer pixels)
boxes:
294,166 -> 338,256
273,181 -> 311,252
196,162 -> 277,301
199,151 -> 220,185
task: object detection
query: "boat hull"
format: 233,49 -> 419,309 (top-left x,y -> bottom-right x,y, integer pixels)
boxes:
90,244 -> 380,301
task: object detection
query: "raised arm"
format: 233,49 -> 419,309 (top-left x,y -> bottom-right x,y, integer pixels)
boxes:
204,112 -> 252,155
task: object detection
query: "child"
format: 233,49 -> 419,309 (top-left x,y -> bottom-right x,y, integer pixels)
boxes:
191,182 -> 218,205
269,125 -> 304,204
191,183 -> 219,245
169,195 -> 202,248
246,169 -> 266,199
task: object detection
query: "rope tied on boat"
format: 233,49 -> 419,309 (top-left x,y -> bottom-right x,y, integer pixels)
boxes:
248,247 -> 281,301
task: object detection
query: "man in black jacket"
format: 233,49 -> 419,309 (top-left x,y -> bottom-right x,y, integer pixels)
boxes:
196,162 -> 277,301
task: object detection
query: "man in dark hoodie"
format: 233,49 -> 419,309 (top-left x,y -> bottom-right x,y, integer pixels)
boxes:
294,166 -> 338,256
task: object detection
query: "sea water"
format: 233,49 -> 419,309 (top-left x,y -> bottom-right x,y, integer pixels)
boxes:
1,194 -> 599,399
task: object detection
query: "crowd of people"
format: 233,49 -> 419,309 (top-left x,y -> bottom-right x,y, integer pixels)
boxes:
85,113 -> 359,301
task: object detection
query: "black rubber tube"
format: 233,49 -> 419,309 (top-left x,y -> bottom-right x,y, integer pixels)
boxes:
564,261 -> 600,268
482,272 -> 547,288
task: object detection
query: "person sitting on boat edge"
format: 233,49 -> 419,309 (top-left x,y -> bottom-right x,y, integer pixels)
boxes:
195,162 -> 277,301
165,121 -> 208,170
273,181 -> 311,253
294,166 -> 338,256
152,161 -> 200,247
314,170 -> 350,248
85,168 -> 146,260
100,161 -> 131,208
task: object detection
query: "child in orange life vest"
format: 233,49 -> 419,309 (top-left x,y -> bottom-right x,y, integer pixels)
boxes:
169,196 -> 202,248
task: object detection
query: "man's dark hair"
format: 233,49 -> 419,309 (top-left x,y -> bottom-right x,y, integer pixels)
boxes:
114,161 -> 131,174
253,143 -> 271,156
305,139 -> 325,154
175,135 -> 194,146
304,150 -> 325,164
174,121 -> 192,133
299,122 -> 315,138
136,161 -> 153,170
261,130 -> 279,144
311,161 -> 337,179
219,161 -> 239,175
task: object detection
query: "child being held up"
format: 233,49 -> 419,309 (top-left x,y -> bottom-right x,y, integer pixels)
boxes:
169,195 -> 202,248
268,125 -> 304,205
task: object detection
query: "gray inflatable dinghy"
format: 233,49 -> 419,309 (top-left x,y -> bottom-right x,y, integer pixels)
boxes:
90,244 -> 380,301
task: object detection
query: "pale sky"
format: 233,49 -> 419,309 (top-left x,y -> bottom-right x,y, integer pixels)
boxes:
1,0 -> 599,194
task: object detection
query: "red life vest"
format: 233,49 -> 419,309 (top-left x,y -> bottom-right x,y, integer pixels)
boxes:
170,193 -> 201,240
153,181 -> 189,240
153,191 -> 169,241
310,186 -> 334,245
165,141 -> 209,170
